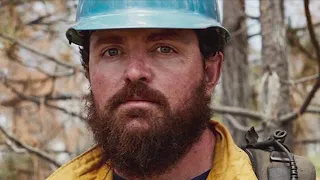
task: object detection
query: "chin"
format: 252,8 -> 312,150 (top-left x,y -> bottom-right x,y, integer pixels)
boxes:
125,118 -> 152,132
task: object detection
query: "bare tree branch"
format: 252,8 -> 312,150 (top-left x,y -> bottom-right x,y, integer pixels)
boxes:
225,115 -> 251,132
292,73 -> 319,85
224,115 -> 265,133
288,28 -> 317,61
0,0 -> 47,6
0,126 -> 62,167
280,73 -> 319,85
292,22 -> 320,32
294,138 -> 320,144
3,137 -> 26,153
3,79 -> 80,101
26,14 -> 52,25
304,105 -> 320,114
248,32 -> 261,39
6,77 -> 50,85
9,57 -> 76,79
44,149 -> 72,155
279,0 -> 320,123
246,14 -> 260,20
45,94 -> 81,101
247,22 -> 320,40
0,33 -> 84,72
45,103 -> 85,120
213,105 -> 265,121
213,104 -> 320,121
295,40 -> 316,61
2,80 -> 85,120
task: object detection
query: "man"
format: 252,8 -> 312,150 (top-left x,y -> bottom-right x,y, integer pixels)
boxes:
47,0 -> 257,179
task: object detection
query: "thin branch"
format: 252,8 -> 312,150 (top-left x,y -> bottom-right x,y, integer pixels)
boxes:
2,80 -> 85,120
0,0 -> 40,6
248,32 -> 261,39
0,33 -> 84,72
10,57 -> 53,77
292,73 -> 319,85
213,104 -> 320,122
279,0 -> 320,123
0,126 -> 62,167
225,115 -> 264,133
304,0 -> 320,61
288,29 -> 317,61
45,103 -> 85,120
6,77 -> 50,85
10,57 -> 76,79
27,17 -> 73,26
294,138 -> 320,144
296,41 -> 316,61
246,15 -> 260,21
225,115 -> 253,132
292,22 -> 320,32
3,80 -> 40,104
3,79 -> 80,101
45,94 -> 81,101
44,149 -> 72,155
233,22 -> 259,38
213,105 -> 264,122
231,24 -> 247,37
3,137 -> 26,153
26,14 -> 52,25
305,105 -> 320,114
280,73 -> 319,85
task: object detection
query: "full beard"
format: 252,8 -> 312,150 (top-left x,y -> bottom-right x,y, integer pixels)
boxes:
85,80 -> 212,179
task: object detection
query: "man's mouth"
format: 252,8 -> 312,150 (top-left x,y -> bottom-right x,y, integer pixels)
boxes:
119,96 -> 158,107
124,94 -> 157,103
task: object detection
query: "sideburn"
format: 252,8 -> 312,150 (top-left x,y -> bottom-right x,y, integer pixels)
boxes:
85,80 -> 212,179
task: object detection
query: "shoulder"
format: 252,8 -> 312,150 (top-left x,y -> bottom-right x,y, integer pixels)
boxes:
46,145 -> 112,180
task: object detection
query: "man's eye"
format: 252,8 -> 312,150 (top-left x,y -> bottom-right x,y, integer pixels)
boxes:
103,48 -> 121,57
156,46 -> 174,54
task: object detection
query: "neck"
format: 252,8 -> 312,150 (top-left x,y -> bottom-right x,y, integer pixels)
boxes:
115,127 -> 216,180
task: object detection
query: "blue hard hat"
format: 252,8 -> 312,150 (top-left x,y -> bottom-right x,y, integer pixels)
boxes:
66,0 -> 231,46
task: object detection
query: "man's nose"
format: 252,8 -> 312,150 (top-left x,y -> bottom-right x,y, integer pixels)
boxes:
124,56 -> 152,83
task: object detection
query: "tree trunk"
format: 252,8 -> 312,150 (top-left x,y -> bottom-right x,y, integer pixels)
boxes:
260,0 -> 293,148
222,0 -> 250,146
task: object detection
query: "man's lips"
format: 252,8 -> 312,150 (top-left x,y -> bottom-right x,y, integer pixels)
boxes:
117,97 -> 159,108
123,96 -> 157,103
123,99 -> 156,104
116,100 -> 156,111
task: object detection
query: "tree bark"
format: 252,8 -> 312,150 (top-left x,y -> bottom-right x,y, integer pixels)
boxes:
222,0 -> 250,146
260,0 -> 293,148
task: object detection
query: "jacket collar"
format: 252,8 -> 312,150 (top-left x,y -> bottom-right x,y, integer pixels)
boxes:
47,120 -> 257,180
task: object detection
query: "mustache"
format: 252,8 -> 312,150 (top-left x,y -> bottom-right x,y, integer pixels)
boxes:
107,82 -> 169,110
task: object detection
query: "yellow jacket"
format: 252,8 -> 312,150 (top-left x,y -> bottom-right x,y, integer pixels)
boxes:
47,120 -> 257,180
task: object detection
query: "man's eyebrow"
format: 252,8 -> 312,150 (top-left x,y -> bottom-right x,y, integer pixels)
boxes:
91,35 -> 124,49
146,30 -> 192,44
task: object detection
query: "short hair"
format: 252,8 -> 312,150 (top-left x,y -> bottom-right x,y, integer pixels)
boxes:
79,28 -> 225,74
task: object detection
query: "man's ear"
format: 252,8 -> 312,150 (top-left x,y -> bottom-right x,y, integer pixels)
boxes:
204,52 -> 223,96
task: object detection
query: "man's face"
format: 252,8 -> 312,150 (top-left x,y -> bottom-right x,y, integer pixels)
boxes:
86,29 -> 222,178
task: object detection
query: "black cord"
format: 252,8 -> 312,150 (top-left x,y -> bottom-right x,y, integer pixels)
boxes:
273,131 -> 298,180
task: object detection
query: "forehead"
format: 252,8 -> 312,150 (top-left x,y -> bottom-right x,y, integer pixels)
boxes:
90,29 -> 198,45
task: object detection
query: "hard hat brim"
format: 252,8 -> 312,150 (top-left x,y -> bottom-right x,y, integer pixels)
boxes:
66,9 -> 231,46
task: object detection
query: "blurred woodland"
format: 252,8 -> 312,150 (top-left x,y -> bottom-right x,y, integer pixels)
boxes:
0,0 -> 320,179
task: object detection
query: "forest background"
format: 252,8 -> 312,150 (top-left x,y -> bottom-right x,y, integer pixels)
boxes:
0,0 -> 319,179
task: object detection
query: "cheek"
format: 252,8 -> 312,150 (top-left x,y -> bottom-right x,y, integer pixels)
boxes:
90,71 -> 118,111
89,55 -> 125,110
158,58 -> 204,109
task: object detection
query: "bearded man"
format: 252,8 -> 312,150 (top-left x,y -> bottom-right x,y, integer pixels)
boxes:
47,0 -> 258,179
